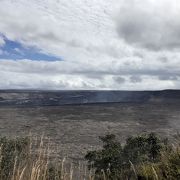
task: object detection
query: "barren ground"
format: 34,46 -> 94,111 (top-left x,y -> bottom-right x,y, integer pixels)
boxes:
0,102 -> 180,160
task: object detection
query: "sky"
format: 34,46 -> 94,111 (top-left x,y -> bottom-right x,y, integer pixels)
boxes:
0,0 -> 180,90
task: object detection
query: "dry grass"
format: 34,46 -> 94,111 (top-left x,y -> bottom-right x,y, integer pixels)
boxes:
0,136 -> 97,180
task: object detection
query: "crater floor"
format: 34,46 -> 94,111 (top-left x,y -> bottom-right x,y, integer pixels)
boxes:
0,102 -> 179,160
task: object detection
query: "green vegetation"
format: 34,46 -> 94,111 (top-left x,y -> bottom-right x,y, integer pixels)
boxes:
0,137 -> 29,180
85,133 -> 179,179
0,133 -> 179,180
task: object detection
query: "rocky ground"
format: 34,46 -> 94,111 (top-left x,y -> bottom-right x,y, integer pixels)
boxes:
0,102 -> 180,160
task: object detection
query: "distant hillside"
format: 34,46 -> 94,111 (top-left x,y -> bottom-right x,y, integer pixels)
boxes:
0,90 -> 179,106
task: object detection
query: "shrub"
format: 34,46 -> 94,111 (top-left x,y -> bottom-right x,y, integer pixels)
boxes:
85,133 -> 169,179
0,137 -> 29,179
158,148 -> 180,179
85,134 -> 123,178
123,133 -> 167,165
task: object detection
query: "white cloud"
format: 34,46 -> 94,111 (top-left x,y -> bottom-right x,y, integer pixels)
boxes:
0,0 -> 179,89
0,0 -> 121,58
0,35 -> 5,47
117,0 -> 180,51
0,58 -> 179,90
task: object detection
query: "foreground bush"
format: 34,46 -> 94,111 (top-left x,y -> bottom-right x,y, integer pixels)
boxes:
137,148 -> 180,180
85,133 -> 179,179
0,137 -> 29,179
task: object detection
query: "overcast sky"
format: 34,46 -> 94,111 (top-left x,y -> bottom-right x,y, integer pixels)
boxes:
0,0 -> 180,90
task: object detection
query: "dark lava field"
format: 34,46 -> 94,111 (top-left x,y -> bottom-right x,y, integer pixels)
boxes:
0,90 -> 180,160
0,103 -> 180,160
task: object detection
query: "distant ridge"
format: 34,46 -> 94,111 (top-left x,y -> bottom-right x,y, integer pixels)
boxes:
0,90 -> 179,106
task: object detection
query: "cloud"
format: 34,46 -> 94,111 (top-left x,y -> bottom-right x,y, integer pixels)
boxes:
130,76 -> 142,83
0,57 -> 179,90
117,0 -> 180,51
0,35 -> 5,47
113,76 -> 126,84
0,0 -> 120,58
158,75 -> 178,81
0,0 -> 179,90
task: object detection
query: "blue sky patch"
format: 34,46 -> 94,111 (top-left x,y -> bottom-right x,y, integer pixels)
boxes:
0,36 -> 61,61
